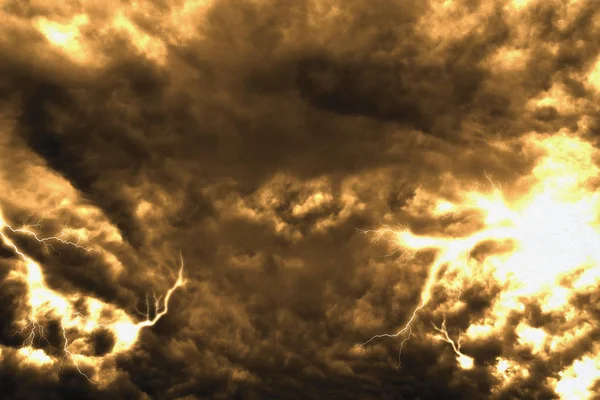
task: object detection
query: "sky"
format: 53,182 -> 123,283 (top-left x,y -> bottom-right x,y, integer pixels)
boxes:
1,0 -> 600,399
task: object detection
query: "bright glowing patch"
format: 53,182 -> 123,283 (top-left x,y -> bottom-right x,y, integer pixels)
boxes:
487,47 -> 529,72
0,210 -> 186,383
588,58 -> 600,91
112,13 -> 167,64
135,200 -> 153,218
361,133 -> 600,397
542,286 -> 570,313
112,323 -> 142,352
19,347 -> 54,366
493,357 -> 529,391
511,0 -> 534,9
35,15 -> 91,64
516,323 -> 546,354
292,192 -> 333,216
550,322 -> 592,353
554,356 -> 600,400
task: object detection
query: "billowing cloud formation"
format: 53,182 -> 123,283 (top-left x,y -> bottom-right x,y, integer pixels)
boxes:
1,0 -> 600,398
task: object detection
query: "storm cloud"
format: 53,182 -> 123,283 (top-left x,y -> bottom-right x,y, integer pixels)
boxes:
1,0 -> 600,399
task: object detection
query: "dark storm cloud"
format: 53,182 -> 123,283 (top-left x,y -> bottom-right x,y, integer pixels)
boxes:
1,0 -> 600,398
1,0 -> 538,201
295,6 -> 514,141
0,351 -> 145,400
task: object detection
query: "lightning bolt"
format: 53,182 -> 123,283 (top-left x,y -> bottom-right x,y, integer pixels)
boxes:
0,209 -> 186,383
5,217 -> 95,254
359,222 -> 502,362
136,257 -> 186,329
431,315 -> 473,370
359,133 -> 600,398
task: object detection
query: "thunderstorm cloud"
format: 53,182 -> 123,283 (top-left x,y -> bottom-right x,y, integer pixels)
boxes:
1,0 -> 600,399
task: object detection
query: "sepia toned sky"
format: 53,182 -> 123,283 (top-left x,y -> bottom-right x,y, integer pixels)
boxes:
2,0 -> 600,399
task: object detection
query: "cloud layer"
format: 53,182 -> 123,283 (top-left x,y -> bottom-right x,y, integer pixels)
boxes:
1,0 -> 600,398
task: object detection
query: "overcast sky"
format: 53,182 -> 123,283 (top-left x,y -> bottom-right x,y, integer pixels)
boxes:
1,0 -> 600,399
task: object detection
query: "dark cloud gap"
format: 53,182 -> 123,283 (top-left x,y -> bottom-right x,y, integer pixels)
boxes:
16,81 -> 147,249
